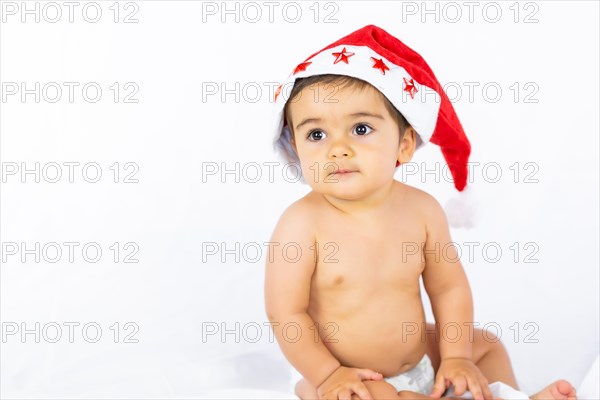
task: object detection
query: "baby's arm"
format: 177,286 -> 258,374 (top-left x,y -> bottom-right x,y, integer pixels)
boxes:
420,193 -> 493,400
420,193 -> 473,360
265,202 -> 382,400
264,201 -> 342,389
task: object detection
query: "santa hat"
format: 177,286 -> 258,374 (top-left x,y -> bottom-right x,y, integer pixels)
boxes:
272,25 -> 474,226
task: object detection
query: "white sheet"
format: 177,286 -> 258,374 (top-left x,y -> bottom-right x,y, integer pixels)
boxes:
577,355 -> 600,400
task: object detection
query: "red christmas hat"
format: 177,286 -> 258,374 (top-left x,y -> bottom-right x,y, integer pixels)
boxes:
272,24 -> 471,192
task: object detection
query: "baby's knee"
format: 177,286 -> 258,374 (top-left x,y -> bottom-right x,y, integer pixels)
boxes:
474,326 -> 504,348
352,390 -> 431,400
294,378 -> 318,400
396,390 -> 434,399
354,380 -> 404,399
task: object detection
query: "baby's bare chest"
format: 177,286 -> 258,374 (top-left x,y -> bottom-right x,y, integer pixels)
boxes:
313,219 -> 426,290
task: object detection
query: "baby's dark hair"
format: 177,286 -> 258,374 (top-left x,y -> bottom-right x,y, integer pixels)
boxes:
282,74 -> 412,149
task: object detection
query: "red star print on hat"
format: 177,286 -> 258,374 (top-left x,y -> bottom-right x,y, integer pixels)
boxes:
272,24 -> 471,193
332,47 -> 355,64
403,77 -> 418,99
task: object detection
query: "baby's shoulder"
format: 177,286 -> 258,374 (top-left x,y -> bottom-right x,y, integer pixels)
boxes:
399,183 -> 440,206
275,193 -> 319,229
397,183 -> 445,219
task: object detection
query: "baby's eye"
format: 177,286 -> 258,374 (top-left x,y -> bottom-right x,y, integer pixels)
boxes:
307,130 -> 326,141
354,124 -> 373,136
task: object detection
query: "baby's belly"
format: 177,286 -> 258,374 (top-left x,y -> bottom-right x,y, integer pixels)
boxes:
309,294 -> 427,378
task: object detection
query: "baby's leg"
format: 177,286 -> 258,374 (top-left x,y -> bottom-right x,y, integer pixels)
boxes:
357,382 -> 465,400
296,378 -> 403,400
351,380 -> 407,399
425,322 -> 577,399
294,378 -> 318,400
424,322 -> 519,389
395,391 -> 465,400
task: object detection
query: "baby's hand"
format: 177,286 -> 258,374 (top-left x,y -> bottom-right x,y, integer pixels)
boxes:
430,357 -> 495,400
316,366 -> 383,400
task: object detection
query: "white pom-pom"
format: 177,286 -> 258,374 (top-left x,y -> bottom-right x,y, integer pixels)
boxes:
444,186 -> 477,229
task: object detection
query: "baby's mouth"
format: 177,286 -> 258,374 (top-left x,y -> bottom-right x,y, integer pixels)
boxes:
330,169 -> 358,176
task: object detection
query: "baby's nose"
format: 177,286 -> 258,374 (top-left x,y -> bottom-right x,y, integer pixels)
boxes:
331,152 -> 350,158
328,142 -> 353,159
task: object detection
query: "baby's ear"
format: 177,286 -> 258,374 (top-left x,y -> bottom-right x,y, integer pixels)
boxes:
398,127 -> 417,163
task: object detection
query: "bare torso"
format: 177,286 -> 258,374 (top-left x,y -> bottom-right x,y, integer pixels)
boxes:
302,181 -> 428,378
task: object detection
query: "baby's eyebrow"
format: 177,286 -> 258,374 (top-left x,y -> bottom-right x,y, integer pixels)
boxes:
295,112 -> 384,131
348,112 -> 385,120
295,117 -> 321,131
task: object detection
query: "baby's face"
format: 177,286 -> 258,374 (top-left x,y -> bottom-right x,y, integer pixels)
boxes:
287,82 -> 406,198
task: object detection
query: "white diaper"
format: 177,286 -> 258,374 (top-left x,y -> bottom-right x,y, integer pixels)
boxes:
383,353 -> 435,395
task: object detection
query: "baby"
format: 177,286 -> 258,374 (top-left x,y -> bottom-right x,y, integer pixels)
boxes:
264,25 -> 577,400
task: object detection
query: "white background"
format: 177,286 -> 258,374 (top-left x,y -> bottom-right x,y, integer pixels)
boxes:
1,1 -> 598,398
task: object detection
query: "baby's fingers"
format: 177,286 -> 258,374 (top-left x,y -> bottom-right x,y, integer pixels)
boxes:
430,375 -> 448,398
355,368 -> 383,381
479,378 -> 495,400
450,376 -> 468,396
464,375 -> 485,400
337,388 -> 354,400
465,374 -> 494,400
352,383 -> 375,400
